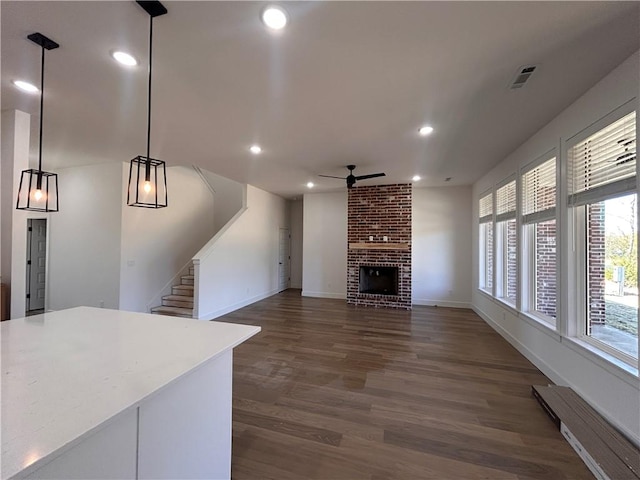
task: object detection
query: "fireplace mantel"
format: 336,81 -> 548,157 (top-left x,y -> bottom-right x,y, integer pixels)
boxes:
349,242 -> 409,250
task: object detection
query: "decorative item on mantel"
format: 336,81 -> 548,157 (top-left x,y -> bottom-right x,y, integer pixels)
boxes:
16,33 -> 60,212
349,242 -> 410,250
127,0 -> 168,208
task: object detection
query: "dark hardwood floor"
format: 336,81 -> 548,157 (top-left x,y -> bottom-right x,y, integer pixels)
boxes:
219,290 -> 591,480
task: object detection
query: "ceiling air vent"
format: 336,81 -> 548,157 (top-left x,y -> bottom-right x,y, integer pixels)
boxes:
510,65 -> 537,89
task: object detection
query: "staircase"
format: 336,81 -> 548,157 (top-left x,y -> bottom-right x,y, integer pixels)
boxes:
151,265 -> 195,318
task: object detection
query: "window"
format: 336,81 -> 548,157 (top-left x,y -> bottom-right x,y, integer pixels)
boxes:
569,111 -> 637,361
521,157 -> 557,322
496,180 -> 517,304
479,192 -> 493,292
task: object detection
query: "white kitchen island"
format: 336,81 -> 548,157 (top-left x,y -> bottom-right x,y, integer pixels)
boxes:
1,307 -> 260,480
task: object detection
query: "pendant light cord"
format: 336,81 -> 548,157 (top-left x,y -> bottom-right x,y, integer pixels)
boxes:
38,45 -> 45,176
146,15 -> 153,163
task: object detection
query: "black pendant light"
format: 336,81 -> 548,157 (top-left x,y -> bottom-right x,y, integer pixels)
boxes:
127,0 -> 168,208
16,33 -> 60,212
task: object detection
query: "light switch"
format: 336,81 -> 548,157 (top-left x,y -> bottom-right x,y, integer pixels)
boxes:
369,236 -> 373,241
383,236 -> 388,242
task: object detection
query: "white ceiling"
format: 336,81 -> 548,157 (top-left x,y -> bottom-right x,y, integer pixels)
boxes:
2,1 -> 639,198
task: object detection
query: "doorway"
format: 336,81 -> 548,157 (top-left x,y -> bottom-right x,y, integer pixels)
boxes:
278,227 -> 291,292
26,218 -> 47,314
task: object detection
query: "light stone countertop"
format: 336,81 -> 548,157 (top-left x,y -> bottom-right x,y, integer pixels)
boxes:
1,307 -> 260,479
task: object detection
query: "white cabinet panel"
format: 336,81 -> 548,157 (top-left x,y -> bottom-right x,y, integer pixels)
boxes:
24,409 -> 137,480
138,350 -> 233,479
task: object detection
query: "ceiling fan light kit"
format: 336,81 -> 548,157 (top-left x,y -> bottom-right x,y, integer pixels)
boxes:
319,165 -> 386,189
16,32 -> 60,212
126,0 -> 168,208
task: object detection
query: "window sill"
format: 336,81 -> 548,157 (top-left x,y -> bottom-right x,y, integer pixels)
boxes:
494,297 -> 519,316
518,311 -> 561,341
478,292 -> 561,341
478,288 -> 492,298
561,336 -> 639,386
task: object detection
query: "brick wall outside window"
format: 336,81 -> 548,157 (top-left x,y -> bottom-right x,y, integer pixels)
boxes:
506,219 -> 517,302
347,184 -> 412,309
535,220 -> 557,318
587,203 -> 606,325
484,223 -> 493,290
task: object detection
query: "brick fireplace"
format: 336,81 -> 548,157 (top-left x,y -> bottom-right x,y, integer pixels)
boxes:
347,184 -> 412,309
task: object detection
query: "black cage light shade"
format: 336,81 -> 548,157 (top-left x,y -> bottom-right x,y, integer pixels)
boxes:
16,169 -> 59,212
127,155 -> 168,207
127,0 -> 169,208
16,32 -> 60,212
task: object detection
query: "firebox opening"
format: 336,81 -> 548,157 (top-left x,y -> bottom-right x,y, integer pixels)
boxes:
359,266 -> 398,295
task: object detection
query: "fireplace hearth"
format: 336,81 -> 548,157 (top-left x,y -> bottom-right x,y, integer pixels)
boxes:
359,266 -> 398,295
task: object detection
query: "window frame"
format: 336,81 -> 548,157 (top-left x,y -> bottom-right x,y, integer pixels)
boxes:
520,153 -> 558,327
478,190 -> 494,294
495,178 -> 517,306
566,102 -> 637,366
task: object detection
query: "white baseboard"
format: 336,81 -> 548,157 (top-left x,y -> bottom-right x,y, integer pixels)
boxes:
473,305 -> 565,385
301,291 -> 346,300
199,289 -> 280,320
472,304 -> 640,447
413,299 -> 471,309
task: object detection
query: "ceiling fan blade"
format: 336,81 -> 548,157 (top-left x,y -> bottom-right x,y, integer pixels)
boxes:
355,173 -> 386,180
318,175 -> 346,179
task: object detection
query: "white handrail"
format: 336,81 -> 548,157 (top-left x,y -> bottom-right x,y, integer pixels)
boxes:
192,165 -> 217,196
193,184 -> 248,262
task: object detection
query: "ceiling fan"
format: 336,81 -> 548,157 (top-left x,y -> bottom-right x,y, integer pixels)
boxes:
319,165 -> 386,189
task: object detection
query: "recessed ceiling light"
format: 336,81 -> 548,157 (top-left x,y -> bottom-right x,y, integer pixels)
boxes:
261,5 -> 288,30
419,125 -> 434,136
112,51 -> 138,67
250,145 -> 262,154
412,175 -> 421,182
306,182 -> 314,188
12,80 -> 39,93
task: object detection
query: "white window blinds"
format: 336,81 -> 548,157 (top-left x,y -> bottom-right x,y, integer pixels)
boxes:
569,111 -> 636,206
522,157 -> 556,224
496,180 -> 516,222
479,193 -> 493,223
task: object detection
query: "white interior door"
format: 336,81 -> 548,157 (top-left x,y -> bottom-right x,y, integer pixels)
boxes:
27,219 -> 47,311
278,228 -> 290,292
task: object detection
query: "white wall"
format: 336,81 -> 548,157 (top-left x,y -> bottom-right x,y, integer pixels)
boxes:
194,185 -> 287,319
412,186 -> 472,308
289,199 -> 303,289
48,163 -> 123,311
198,168 -> 244,234
120,165 -> 216,312
1,110 -> 32,318
302,192 -> 347,299
472,51 -> 640,444
301,188 -> 474,303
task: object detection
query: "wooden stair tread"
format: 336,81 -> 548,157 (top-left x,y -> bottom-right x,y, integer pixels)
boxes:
172,285 -> 194,291
151,306 -> 193,318
163,294 -> 194,301
151,263 -> 196,318
532,385 -> 640,480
